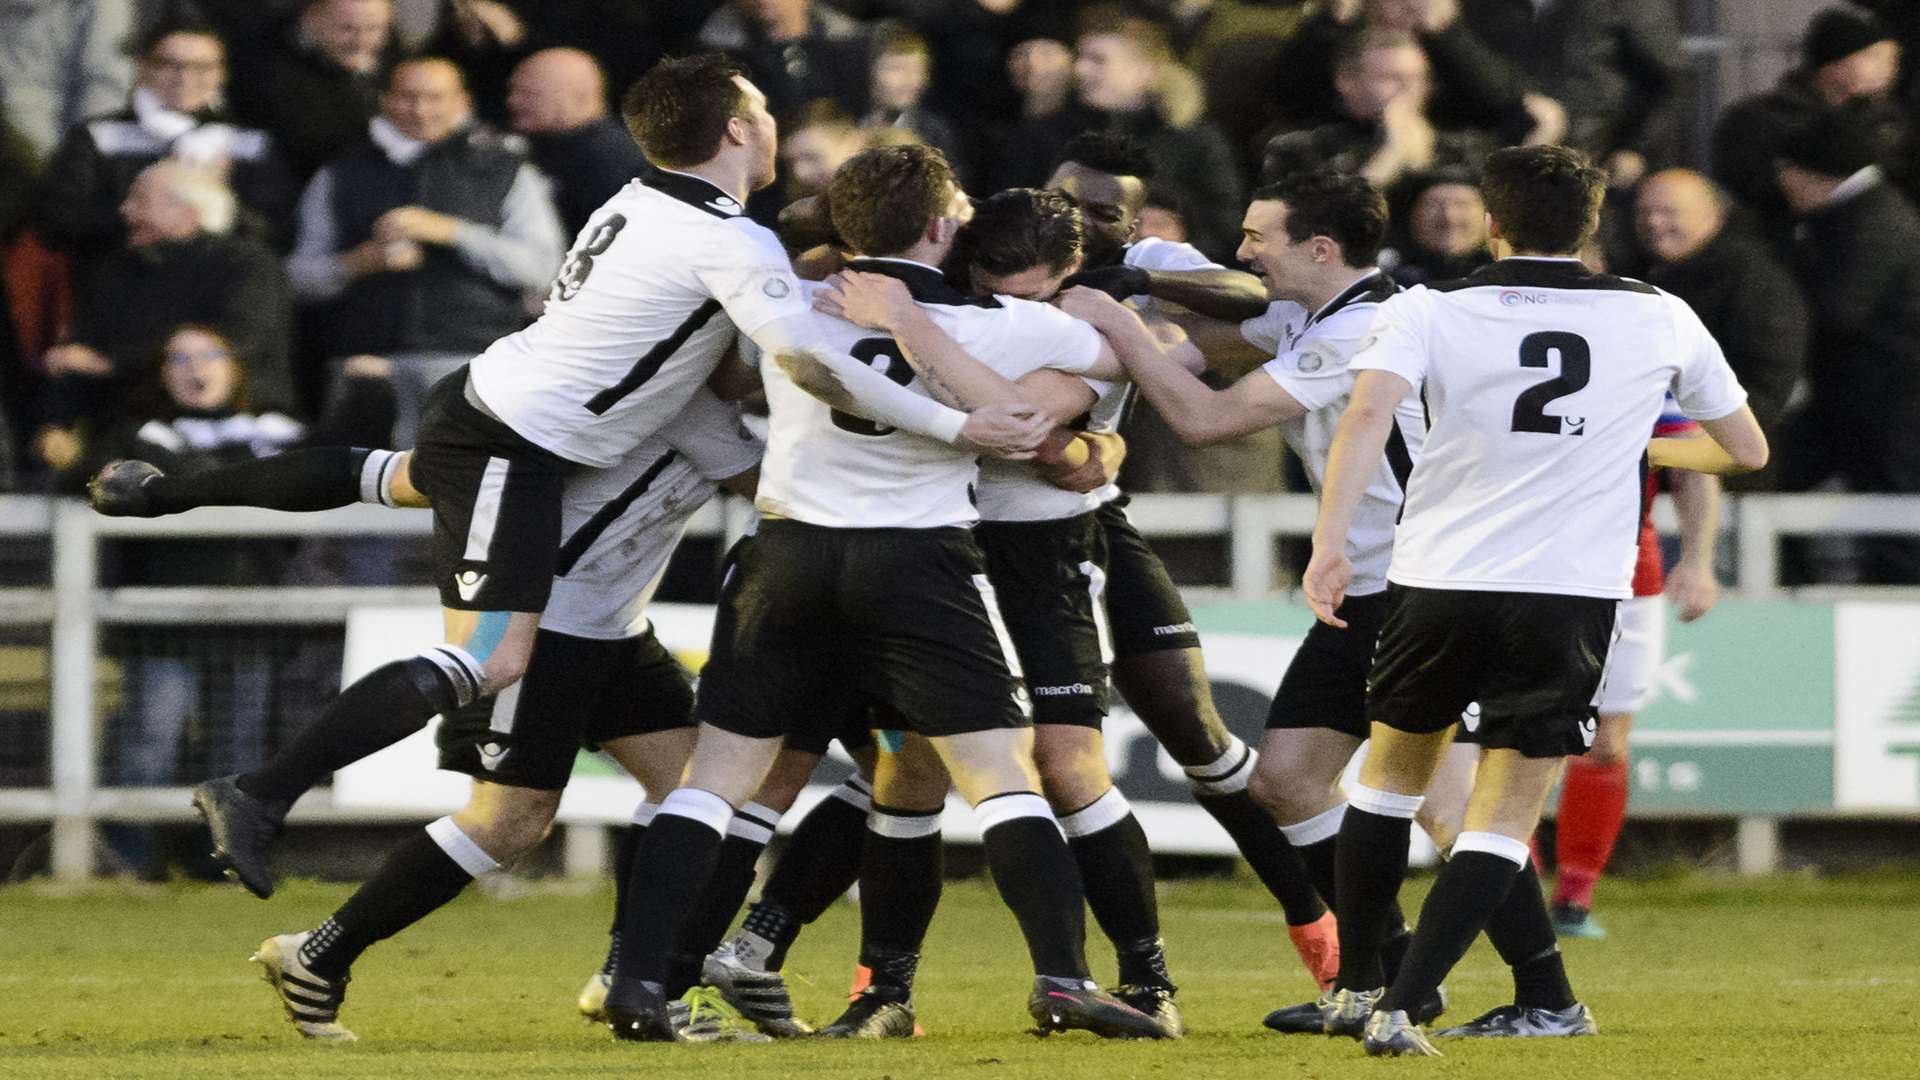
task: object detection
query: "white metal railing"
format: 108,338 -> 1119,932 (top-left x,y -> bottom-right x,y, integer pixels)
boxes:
4,491 -> 1920,879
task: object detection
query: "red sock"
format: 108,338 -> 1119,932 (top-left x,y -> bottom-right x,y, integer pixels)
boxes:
1553,757 -> 1630,909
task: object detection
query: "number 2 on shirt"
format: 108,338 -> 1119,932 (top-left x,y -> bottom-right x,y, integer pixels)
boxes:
1510,331 -> 1591,436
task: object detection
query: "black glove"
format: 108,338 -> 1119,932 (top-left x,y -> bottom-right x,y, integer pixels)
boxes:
1062,263 -> 1151,300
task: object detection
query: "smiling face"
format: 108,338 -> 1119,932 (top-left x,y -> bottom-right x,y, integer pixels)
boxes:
140,32 -> 226,114
1235,199 -> 1324,302
161,327 -> 239,411
1047,161 -> 1145,266
1636,171 -> 1723,264
382,60 -> 469,144
1409,182 -> 1488,257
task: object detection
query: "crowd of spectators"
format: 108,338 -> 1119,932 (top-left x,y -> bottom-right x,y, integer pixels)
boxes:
0,0 -> 1916,584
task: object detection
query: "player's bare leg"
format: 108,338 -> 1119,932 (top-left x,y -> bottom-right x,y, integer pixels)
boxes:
1113,649 -> 1332,954
1552,712 -> 1633,938
195,605 -> 537,898
257,779 -> 560,1042
1033,724 -> 1184,1036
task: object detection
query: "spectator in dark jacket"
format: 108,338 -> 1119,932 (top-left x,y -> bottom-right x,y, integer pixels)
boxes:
1637,169 -> 1809,443
287,57 -> 564,444
1380,166 -> 1491,286
1461,0 -> 1683,186
984,35 -> 1094,193
1775,113 -> 1920,582
1075,12 -> 1244,262
32,161 -> 294,477
696,0 -> 872,121
1713,7 -> 1909,253
862,25 -> 968,185
1262,31 -> 1494,193
37,18 -> 299,257
505,47 -> 649,238
228,0 -> 398,181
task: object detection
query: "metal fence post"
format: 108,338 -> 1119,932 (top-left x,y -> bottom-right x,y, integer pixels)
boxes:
1737,496 -> 1779,595
1228,496 -> 1272,599
49,501 -> 100,880
1736,816 -> 1781,875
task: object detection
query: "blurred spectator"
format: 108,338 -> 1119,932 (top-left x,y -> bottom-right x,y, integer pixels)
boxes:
985,35 -> 1090,193
1774,113 -> 1920,582
505,47 -> 649,238
1459,0 -> 1683,186
862,24 -> 966,184
1138,184 -> 1189,244
287,57 -> 564,445
228,0 -> 398,181
1153,0 -> 1307,161
1270,0 -> 1565,149
1,115 -> 36,491
1714,7 -> 1909,253
1379,166 -> 1490,286
32,161 -> 293,477
1075,11 -> 1244,261
781,101 -> 864,199
92,327 -> 394,880
696,0 -> 871,120
0,0 -> 135,165
1262,30 -> 1493,192
36,18 -> 299,258
1636,169 -> 1807,442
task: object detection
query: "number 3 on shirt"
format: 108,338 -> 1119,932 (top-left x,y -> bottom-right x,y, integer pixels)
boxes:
1510,331 -> 1591,436
830,337 -> 914,436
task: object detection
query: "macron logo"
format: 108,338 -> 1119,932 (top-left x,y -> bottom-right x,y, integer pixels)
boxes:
478,742 -> 508,771
455,570 -> 488,602
1152,622 -> 1197,636
1032,683 -> 1097,697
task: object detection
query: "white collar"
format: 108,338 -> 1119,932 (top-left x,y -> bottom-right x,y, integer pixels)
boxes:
856,255 -> 944,273
132,86 -> 198,141
369,115 -> 431,165
1826,165 -> 1883,208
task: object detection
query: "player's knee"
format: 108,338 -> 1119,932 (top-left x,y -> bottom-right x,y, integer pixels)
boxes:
1417,806 -> 1462,855
1037,754 -> 1109,813
1247,757 -> 1329,823
455,793 -> 558,861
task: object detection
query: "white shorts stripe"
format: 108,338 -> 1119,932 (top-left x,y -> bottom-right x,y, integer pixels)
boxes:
1080,560 -> 1114,665
970,574 -> 1025,679
488,678 -> 522,735
462,456 -> 512,562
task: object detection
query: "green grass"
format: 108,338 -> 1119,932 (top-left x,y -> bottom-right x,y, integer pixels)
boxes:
3,871 -> 1919,1078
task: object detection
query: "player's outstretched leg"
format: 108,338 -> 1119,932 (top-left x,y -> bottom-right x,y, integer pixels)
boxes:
196,649 -> 485,897
254,807 -> 520,1041
91,447 -> 403,517
1437,862 -> 1597,1038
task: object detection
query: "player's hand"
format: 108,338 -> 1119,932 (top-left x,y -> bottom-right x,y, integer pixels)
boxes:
44,343 -> 113,377
374,206 -> 461,246
1055,285 -> 1140,334
814,271 -> 916,333
1666,561 -> 1719,623
1061,264 -> 1151,301
1038,432 -> 1122,493
957,402 -> 1052,459
1302,548 -> 1352,628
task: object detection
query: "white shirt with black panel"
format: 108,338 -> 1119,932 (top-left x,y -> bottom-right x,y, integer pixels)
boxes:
468,170 -> 806,468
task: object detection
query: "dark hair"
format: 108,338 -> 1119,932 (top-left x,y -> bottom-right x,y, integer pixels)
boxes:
146,323 -> 249,417
386,55 -> 467,91
1480,145 -> 1606,254
134,16 -> 225,60
1252,171 -> 1388,268
1143,183 -> 1186,219
874,21 -> 931,58
1077,5 -> 1172,62
961,188 -> 1084,279
1334,27 -> 1419,72
828,144 -> 956,256
621,53 -> 750,170
1056,130 -> 1156,181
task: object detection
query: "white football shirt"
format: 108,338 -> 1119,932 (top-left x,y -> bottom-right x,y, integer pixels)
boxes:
1351,257 -> 1747,598
468,170 -> 805,468
1244,270 -> 1424,596
542,387 -> 764,639
756,258 -> 1103,529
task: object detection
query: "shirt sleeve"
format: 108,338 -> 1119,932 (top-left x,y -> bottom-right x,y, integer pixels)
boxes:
1001,299 -> 1104,375
1258,305 -> 1375,411
659,386 -> 765,481
1123,237 -> 1221,272
1240,300 -> 1304,354
694,220 -> 808,338
285,168 -> 347,301
1666,294 -> 1748,422
1347,288 -> 1433,388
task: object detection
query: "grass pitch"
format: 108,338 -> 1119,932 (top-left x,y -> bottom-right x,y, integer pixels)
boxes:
2,870 -> 1917,1079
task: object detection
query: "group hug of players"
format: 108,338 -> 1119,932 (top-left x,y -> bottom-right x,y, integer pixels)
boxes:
89,52 -> 1767,1058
